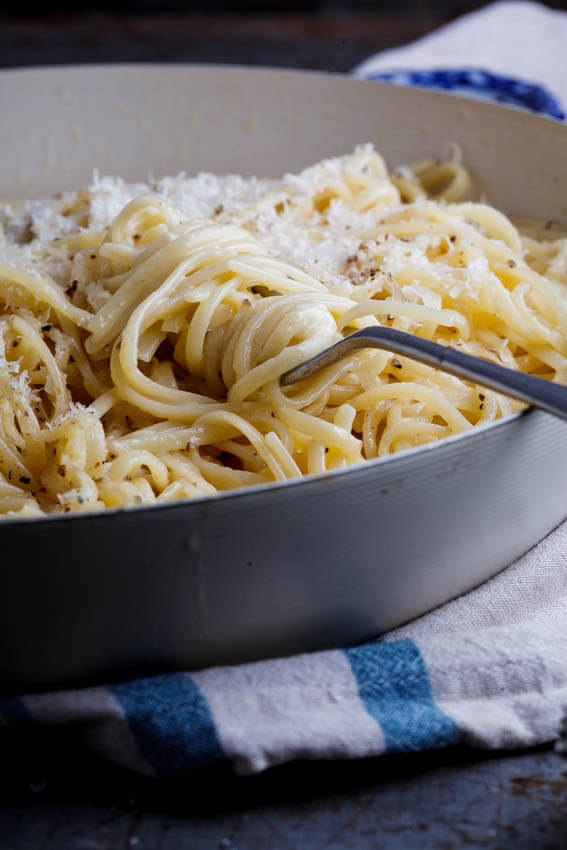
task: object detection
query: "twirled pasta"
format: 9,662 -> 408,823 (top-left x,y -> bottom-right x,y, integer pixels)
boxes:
0,145 -> 566,516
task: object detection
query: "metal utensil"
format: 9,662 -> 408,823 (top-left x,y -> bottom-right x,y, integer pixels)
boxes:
281,326 -> 567,421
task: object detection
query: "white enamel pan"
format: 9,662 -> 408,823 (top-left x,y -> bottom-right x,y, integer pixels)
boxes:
1,66 -> 567,691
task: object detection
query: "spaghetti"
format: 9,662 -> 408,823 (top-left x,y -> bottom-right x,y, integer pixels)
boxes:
1,146 -> 566,516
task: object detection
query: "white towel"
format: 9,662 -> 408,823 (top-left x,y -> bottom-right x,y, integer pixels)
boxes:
354,1 -> 567,116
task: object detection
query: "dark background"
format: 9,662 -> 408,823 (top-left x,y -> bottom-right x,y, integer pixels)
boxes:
0,1 -> 566,72
2,0 -> 567,10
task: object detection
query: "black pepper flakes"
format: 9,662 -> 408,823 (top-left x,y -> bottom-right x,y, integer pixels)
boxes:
66,280 -> 78,296
392,358 -> 403,369
214,204 -> 224,216
19,476 -> 31,485
507,260 -> 516,268
42,324 -> 52,332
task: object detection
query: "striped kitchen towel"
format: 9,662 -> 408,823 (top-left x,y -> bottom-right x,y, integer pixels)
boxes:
2,1 -> 567,777
353,1 -> 567,120
1,522 -> 566,776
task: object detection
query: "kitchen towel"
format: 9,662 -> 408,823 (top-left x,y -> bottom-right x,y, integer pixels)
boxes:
353,1 -> 567,120
2,1 -> 566,777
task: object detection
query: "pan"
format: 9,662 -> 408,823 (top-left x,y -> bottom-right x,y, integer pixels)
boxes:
1,65 -> 566,690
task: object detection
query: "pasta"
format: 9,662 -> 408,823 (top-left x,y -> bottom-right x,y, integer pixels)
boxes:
0,145 -> 566,517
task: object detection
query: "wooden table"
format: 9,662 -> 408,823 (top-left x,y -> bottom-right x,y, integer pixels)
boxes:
1,12 -> 566,849
0,12 -> 444,71
1,729 -> 566,849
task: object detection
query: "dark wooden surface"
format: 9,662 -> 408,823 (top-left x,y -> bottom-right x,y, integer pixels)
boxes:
1,729 -> 566,850
2,11 -> 566,848
0,13 -> 444,72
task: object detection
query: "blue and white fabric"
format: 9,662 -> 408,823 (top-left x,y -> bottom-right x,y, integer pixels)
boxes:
2,1 -> 567,776
361,68 -> 564,120
353,1 -> 567,121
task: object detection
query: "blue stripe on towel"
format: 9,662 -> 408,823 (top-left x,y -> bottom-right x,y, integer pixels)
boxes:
0,696 -> 33,725
110,673 -> 223,775
345,639 -> 456,752
364,68 -> 565,120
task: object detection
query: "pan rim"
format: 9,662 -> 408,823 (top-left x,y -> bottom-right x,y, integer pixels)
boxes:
0,406 -> 533,529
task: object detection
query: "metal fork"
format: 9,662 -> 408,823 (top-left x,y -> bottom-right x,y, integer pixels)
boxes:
280,326 -> 567,422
